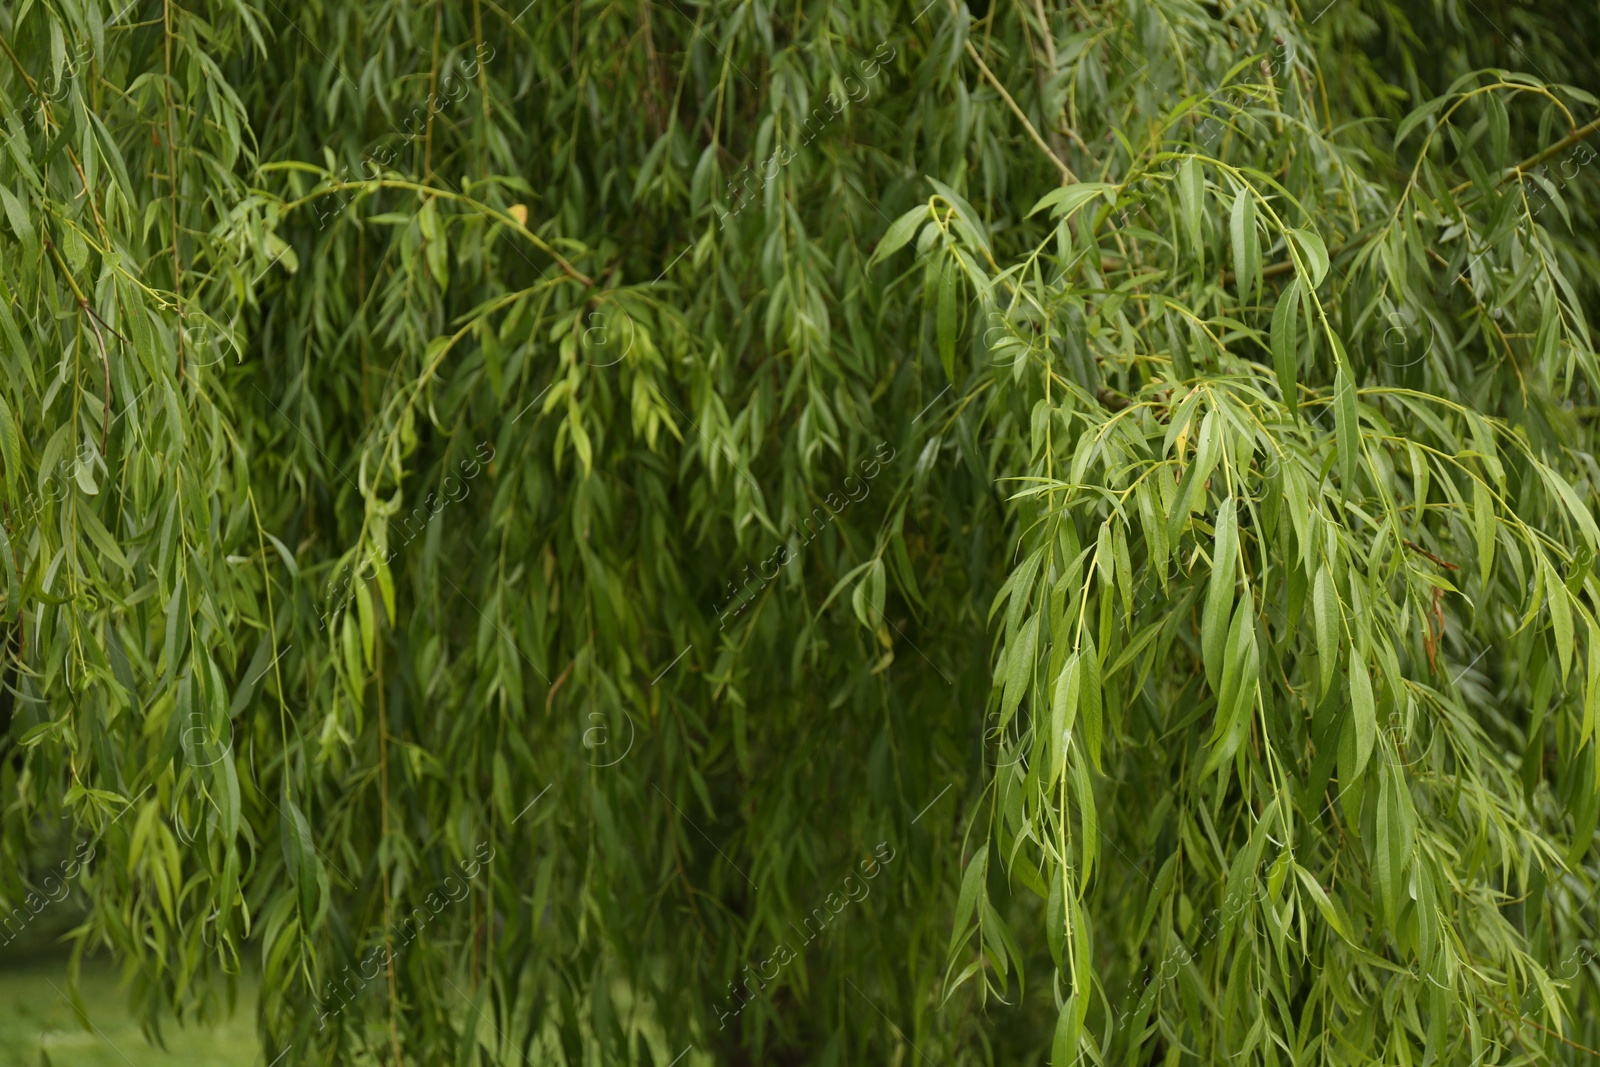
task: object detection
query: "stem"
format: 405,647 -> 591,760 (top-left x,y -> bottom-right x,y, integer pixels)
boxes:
163,0 -> 185,381
952,0 -> 1076,184
424,1 -> 441,185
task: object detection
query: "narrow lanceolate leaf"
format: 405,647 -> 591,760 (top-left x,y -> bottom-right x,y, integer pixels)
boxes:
1078,635 -> 1104,772
1349,657 -> 1376,781
0,521 -> 18,623
1029,183 -> 1117,219
1375,760 -> 1411,926
1051,656 -> 1080,785
937,255 -> 960,384
1230,188 -> 1258,305
1314,564 -> 1340,697
1177,157 -> 1205,270
1270,278 -> 1301,413
1583,621 -> 1600,747
1052,992 -> 1086,1065
1202,497 -> 1239,691
952,849 -> 988,950
1001,612 -> 1040,727
1204,588 -> 1259,777
0,392 -> 19,495
1544,556 -> 1574,682
871,205 -> 928,263
1334,361 -> 1359,492
1473,480 -> 1496,587
1292,227 -> 1329,288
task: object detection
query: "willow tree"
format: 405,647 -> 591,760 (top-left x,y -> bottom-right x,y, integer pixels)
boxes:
2,0 -> 1599,1062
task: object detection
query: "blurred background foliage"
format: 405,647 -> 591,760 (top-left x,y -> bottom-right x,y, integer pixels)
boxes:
1,0 -> 1599,1063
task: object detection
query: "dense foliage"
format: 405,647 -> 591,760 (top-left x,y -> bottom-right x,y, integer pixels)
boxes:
2,0 -> 1599,1063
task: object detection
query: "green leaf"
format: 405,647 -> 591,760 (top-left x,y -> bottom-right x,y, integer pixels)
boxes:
0,392 -> 20,495
1202,497 -> 1238,690
937,255 -> 960,384
1203,587 -> 1258,777
1472,481 -> 1496,588
1314,564 -> 1340,697
952,848 -> 988,950
1349,657 -> 1376,781
1051,655 -> 1079,785
1000,612 -> 1039,728
1079,634 -> 1103,771
0,521 -> 19,623
1230,188 -> 1257,305
79,505 -> 131,575
1052,992 -> 1085,1065
871,205 -> 927,264
1394,94 -> 1450,147
1544,556 -> 1574,682
1028,182 -> 1117,219
1270,278 -> 1301,413
1334,362 -> 1359,492
1177,157 -> 1205,269
1293,863 -> 1354,942
357,580 -> 377,669
1046,870 -> 1065,966
0,186 -> 37,260
1375,759 -> 1409,925
1292,227 -> 1328,288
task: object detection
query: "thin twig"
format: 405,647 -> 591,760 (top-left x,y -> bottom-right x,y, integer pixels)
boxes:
1403,540 -> 1459,570
1452,115 -> 1600,196
1229,120 -> 1600,285
952,0 -> 1076,184
45,238 -> 113,452
162,0 -> 185,381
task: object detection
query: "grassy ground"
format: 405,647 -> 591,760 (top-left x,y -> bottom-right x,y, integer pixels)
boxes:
0,955 -> 259,1067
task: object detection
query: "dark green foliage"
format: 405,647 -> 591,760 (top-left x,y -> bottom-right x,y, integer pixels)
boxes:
1,0 -> 1599,1063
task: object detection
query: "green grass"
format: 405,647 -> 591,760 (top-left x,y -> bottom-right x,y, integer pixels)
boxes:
0,956 -> 259,1067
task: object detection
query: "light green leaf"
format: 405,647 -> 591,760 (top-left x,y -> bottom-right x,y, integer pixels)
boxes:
871,205 -> 928,264
1177,157 -> 1205,269
1350,657 -> 1375,780
1292,227 -> 1329,288
1270,278 -> 1301,413
1334,362 -> 1359,492
1202,497 -> 1238,690
1028,182 -> 1117,219
1230,188 -> 1257,305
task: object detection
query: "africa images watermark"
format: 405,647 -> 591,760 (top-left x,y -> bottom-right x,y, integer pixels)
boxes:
0,840 -> 96,950
1378,132 -> 1594,371
1111,851 -> 1279,1027
0,787 -> 148,950
714,841 -> 897,1030
712,41 -> 897,230
315,840 -> 496,1030
317,441 -> 495,632
713,441 -> 896,629
311,42 -> 497,230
